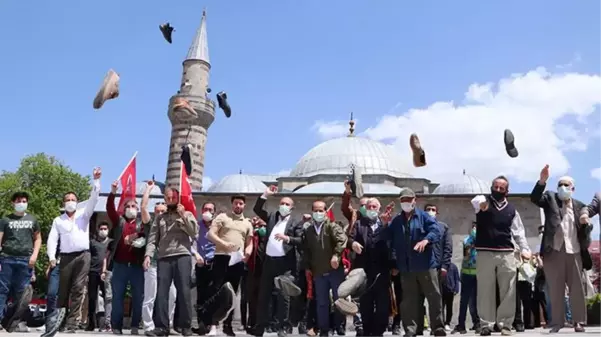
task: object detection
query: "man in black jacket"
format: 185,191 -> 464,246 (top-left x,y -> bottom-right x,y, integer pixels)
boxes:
530,165 -> 591,333
252,186 -> 304,337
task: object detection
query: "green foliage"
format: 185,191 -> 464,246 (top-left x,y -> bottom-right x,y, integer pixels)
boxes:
587,293 -> 601,307
0,153 -> 92,295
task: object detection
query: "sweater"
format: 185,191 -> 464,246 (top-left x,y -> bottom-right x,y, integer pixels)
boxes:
475,196 -> 515,251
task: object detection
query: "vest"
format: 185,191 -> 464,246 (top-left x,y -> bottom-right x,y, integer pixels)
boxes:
475,196 -> 515,251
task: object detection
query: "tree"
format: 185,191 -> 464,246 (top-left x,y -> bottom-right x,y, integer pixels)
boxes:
0,153 -> 91,295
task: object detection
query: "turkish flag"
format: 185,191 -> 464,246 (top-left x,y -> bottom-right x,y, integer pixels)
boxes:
117,155 -> 137,215
180,145 -> 197,217
326,201 -> 335,222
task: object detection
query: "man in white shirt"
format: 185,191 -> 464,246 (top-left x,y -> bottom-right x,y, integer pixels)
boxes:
251,186 -> 303,337
44,167 -> 102,336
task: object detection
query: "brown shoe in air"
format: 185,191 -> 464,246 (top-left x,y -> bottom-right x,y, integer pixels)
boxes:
410,133 -> 426,167
172,97 -> 198,119
93,69 -> 120,109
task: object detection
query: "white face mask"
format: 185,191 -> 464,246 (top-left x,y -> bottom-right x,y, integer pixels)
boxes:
98,230 -> 108,238
64,201 -> 77,213
427,210 -> 436,218
401,202 -> 414,213
14,202 -> 28,213
557,186 -> 573,201
125,208 -> 138,219
202,212 -> 213,222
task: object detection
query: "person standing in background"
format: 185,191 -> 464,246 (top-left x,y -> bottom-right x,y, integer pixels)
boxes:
452,222 -> 480,335
195,202 -> 217,336
86,221 -> 112,331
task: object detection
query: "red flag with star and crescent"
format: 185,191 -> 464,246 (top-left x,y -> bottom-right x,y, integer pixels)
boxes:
117,153 -> 137,215
180,144 -> 197,217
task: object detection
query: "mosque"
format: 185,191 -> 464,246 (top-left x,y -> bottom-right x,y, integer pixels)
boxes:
80,11 -> 543,266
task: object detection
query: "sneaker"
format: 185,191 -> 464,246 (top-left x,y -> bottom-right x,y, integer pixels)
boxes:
172,97 -> 198,120
409,133 -> 426,167
479,327 -> 491,336
5,284 -> 33,332
159,23 -> 174,43
337,268 -> 366,298
451,326 -> 466,334
216,91 -> 231,118
503,129 -> 519,158
444,325 -> 451,332
500,327 -> 512,336
348,164 -> 364,199
93,69 -> 120,109
274,272 -> 302,297
207,325 -> 217,336
333,298 -> 359,315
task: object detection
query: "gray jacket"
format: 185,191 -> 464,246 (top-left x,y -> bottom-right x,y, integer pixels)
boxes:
530,182 -> 592,257
581,192 -> 600,218
145,210 -> 198,260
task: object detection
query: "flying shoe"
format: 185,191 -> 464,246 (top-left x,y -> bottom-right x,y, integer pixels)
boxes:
93,69 -> 120,109
216,91 -> 231,118
159,23 -> 174,44
410,133 -> 426,167
504,129 -> 519,158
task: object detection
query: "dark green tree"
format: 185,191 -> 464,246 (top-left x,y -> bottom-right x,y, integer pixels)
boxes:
0,153 -> 91,295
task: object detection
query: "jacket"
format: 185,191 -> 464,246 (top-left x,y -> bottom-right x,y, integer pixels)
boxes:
347,217 -> 395,272
253,196 -> 304,258
530,182 -> 593,269
432,220 -> 453,271
302,219 -> 347,276
388,208 -> 442,273
581,192 -> 600,218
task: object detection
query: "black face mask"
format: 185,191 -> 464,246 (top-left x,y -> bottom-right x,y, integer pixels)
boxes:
167,204 -> 177,211
490,189 -> 506,202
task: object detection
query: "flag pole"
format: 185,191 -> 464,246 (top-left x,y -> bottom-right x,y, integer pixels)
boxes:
178,161 -> 183,204
117,151 -> 138,181
327,201 -> 335,212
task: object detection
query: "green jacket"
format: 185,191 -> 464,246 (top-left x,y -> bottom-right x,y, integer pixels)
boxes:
302,219 -> 347,277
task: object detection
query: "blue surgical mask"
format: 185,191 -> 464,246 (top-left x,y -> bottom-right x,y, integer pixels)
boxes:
366,210 -> 378,220
312,212 -> 325,223
557,186 -> 572,201
255,227 -> 266,237
470,228 -> 476,237
359,206 -> 367,217
14,202 -> 27,213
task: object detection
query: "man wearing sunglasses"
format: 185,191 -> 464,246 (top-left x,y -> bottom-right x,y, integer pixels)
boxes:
530,165 -> 591,333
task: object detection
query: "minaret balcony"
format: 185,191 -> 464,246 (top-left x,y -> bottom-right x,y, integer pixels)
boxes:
168,94 -> 216,127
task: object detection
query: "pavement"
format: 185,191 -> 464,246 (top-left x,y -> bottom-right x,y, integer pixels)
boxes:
3,326 -> 600,337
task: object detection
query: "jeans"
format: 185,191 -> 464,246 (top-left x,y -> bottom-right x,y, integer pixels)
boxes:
314,268 -> 344,333
46,266 -> 60,315
0,256 -> 32,321
111,262 -> 144,329
457,273 -> 479,328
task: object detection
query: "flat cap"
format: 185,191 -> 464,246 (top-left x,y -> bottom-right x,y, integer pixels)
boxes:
399,187 -> 416,199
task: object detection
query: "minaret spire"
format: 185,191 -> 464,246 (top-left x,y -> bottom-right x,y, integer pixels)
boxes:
348,112 -> 355,137
186,8 -> 210,64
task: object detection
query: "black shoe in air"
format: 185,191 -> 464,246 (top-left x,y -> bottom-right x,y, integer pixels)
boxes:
216,91 -> 232,118
159,23 -> 174,44
504,129 -> 519,158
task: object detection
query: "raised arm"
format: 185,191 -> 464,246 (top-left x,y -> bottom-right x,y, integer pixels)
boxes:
531,165 -> 550,208
511,210 -> 530,254
83,168 -> 102,220
47,219 -> 59,262
106,182 -> 120,226
253,195 -> 270,223
141,182 -> 153,224
144,216 -> 159,258
341,184 -> 354,224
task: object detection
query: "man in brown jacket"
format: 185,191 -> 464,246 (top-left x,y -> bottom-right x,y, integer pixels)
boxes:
303,201 -> 347,337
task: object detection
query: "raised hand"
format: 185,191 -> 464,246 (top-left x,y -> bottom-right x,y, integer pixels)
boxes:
344,180 -> 351,193
265,185 -> 278,196
93,167 -> 102,179
111,180 -> 119,194
539,164 -> 550,184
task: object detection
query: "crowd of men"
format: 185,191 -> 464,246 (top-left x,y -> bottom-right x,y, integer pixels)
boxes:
0,166 -> 598,337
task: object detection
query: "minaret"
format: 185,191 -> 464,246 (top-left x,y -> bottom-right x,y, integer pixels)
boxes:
165,9 -> 215,191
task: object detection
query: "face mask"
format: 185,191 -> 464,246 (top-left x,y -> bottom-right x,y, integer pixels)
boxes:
14,202 -> 27,213
202,212 -> 213,222
255,226 -> 266,237
279,205 -> 291,217
125,208 -> 138,219
400,202 -> 414,213
471,228 -> 476,237
167,204 -> 177,211
359,206 -> 367,217
490,189 -> 506,202
557,186 -> 572,201
366,210 -> 379,220
312,212 -> 325,223
64,201 -> 77,213
427,211 -> 436,218
98,230 -> 108,239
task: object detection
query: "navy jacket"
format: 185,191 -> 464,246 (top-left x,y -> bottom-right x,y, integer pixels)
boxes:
432,221 -> 453,271
388,208 -> 442,273
443,263 -> 460,294
348,217 -> 395,273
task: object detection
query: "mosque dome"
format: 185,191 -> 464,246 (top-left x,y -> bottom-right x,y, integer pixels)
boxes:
207,172 -> 267,193
289,136 -> 412,178
432,171 -> 490,195
136,181 -> 164,195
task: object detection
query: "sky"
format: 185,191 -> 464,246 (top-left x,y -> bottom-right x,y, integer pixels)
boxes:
0,1 -> 600,233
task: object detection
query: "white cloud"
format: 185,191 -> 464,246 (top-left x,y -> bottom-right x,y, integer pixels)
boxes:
311,120 -> 356,140
352,66 -> 601,184
273,169 -> 291,177
591,167 -> 601,181
202,176 -> 213,191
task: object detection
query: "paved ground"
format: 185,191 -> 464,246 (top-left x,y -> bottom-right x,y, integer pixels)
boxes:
3,327 -> 600,337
